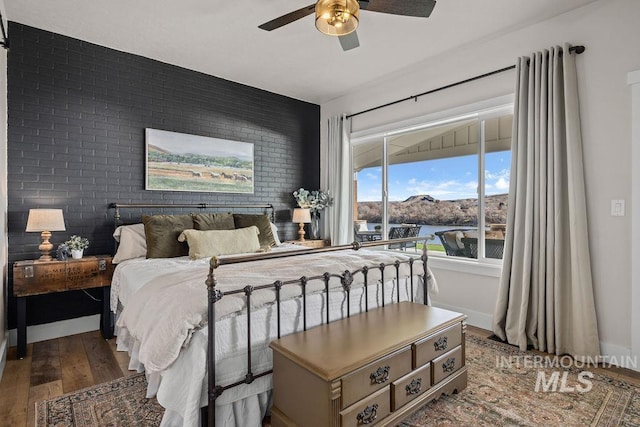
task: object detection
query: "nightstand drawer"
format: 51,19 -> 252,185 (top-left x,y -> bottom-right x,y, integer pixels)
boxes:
13,256 -> 114,297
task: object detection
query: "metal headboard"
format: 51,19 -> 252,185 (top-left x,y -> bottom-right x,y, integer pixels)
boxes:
108,203 -> 276,226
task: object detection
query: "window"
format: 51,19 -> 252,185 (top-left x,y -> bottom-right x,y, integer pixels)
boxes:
351,105 -> 512,263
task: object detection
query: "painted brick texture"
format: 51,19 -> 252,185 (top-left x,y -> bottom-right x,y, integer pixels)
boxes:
7,23 -> 320,328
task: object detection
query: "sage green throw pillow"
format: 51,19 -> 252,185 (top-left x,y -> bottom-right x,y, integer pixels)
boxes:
143,214 -> 194,258
192,213 -> 236,231
178,226 -> 261,259
233,213 -> 276,247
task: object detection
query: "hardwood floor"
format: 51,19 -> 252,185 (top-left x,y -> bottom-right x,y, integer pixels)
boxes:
1,326 -> 638,427
0,331 -> 130,427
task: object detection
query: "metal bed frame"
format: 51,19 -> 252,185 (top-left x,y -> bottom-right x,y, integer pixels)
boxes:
108,202 -> 276,225
108,203 -> 431,427
205,237 -> 431,426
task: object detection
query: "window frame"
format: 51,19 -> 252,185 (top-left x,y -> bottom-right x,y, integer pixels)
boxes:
350,95 -> 513,270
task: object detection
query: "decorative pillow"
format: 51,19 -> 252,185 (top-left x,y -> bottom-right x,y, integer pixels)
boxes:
270,222 -> 282,246
112,223 -> 147,264
233,214 -> 276,247
178,226 -> 261,259
143,214 -> 194,258
192,213 -> 236,231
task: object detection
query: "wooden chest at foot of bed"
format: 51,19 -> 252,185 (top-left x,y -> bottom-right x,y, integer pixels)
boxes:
269,302 -> 467,427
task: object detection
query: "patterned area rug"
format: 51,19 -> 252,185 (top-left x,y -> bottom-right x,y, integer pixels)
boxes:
35,374 -> 164,427
401,334 -> 640,426
35,336 -> 640,427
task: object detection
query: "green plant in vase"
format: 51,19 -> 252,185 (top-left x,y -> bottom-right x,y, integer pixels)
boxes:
63,235 -> 89,259
293,188 -> 333,240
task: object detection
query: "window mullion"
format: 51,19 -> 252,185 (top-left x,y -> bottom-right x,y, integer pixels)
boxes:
382,136 -> 389,239
478,119 -> 486,260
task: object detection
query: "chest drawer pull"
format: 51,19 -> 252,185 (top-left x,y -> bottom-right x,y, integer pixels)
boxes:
442,357 -> 456,373
434,336 -> 448,352
405,377 -> 422,395
369,366 -> 390,384
356,403 -> 378,424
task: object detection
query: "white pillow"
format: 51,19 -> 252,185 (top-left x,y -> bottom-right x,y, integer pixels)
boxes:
270,222 -> 282,246
112,223 -> 147,264
178,226 -> 261,259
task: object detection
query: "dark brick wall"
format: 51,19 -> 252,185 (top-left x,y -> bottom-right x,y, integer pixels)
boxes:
7,23 -> 320,329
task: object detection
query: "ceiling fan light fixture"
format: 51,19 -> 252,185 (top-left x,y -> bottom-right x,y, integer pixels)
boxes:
315,0 -> 359,36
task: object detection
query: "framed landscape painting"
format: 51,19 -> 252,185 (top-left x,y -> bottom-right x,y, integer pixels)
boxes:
145,129 -> 254,193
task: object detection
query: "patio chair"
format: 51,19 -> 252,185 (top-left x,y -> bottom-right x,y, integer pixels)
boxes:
402,225 -> 422,251
388,226 -> 406,249
354,222 -> 382,242
460,237 -> 504,259
388,225 -> 422,251
434,229 -> 470,257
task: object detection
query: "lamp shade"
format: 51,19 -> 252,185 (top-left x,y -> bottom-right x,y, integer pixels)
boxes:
292,208 -> 311,224
26,209 -> 66,232
315,0 -> 359,36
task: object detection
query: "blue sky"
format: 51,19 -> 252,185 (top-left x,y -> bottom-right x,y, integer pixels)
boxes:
357,152 -> 511,202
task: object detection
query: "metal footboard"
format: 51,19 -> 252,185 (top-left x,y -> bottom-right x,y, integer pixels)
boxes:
205,237 -> 431,426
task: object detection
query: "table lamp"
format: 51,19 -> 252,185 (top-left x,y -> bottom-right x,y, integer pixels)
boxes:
26,209 -> 66,260
292,208 -> 311,242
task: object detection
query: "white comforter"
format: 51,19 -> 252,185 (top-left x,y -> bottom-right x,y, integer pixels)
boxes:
112,247 -> 437,426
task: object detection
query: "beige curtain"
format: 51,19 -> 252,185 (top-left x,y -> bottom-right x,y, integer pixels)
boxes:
492,44 -> 600,359
327,115 -> 352,245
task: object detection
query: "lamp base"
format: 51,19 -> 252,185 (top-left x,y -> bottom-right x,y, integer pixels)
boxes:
297,222 -> 306,242
38,231 -> 54,261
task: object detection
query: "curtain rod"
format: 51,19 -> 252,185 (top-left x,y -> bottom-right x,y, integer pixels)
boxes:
346,44 -> 585,120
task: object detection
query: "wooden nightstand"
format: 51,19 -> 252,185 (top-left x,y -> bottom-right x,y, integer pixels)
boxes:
12,255 -> 115,359
286,239 -> 331,248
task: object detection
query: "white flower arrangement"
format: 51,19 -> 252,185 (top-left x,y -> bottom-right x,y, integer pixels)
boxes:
293,188 -> 333,213
63,235 -> 90,251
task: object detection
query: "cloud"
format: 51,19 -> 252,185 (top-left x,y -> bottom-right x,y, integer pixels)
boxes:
364,172 -> 378,180
495,177 -> 509,191
485,168 -> 510,194
485,168 -> 510,181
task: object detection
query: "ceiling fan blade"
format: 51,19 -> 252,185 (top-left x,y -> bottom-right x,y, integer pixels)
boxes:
361,0 -> 436,18
339,31 -> 360,51
258,4 -> 316,31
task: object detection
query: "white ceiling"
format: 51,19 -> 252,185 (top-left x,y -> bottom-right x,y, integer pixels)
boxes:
4,0 -> 598,104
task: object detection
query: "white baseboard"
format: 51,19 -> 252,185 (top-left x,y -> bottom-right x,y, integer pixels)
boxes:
431,301 -> 493,331
431,301 -> 639,372
599,341 -> 638,370
8,314 -> 101,347
0,333 -> 7,383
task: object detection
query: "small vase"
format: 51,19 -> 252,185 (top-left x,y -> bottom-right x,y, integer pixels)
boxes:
71,249 -> 83,259
309,212 -> 320,240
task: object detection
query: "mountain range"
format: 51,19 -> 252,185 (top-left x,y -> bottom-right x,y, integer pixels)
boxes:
357,194 -> 508,226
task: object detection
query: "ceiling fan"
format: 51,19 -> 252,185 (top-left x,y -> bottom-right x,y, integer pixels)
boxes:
258,0 -> 437,51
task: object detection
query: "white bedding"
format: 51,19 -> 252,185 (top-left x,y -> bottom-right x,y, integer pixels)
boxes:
112,245 -> 437,426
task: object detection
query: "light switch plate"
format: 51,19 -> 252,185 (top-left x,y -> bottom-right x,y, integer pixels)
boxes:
611,200 -> 625,216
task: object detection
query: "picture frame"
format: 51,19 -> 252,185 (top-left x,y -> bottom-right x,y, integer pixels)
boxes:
145,129 -> 254,193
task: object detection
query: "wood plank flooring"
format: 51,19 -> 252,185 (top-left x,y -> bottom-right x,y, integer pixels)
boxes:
0,331 -> 132,427
1,326 -> 638,427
